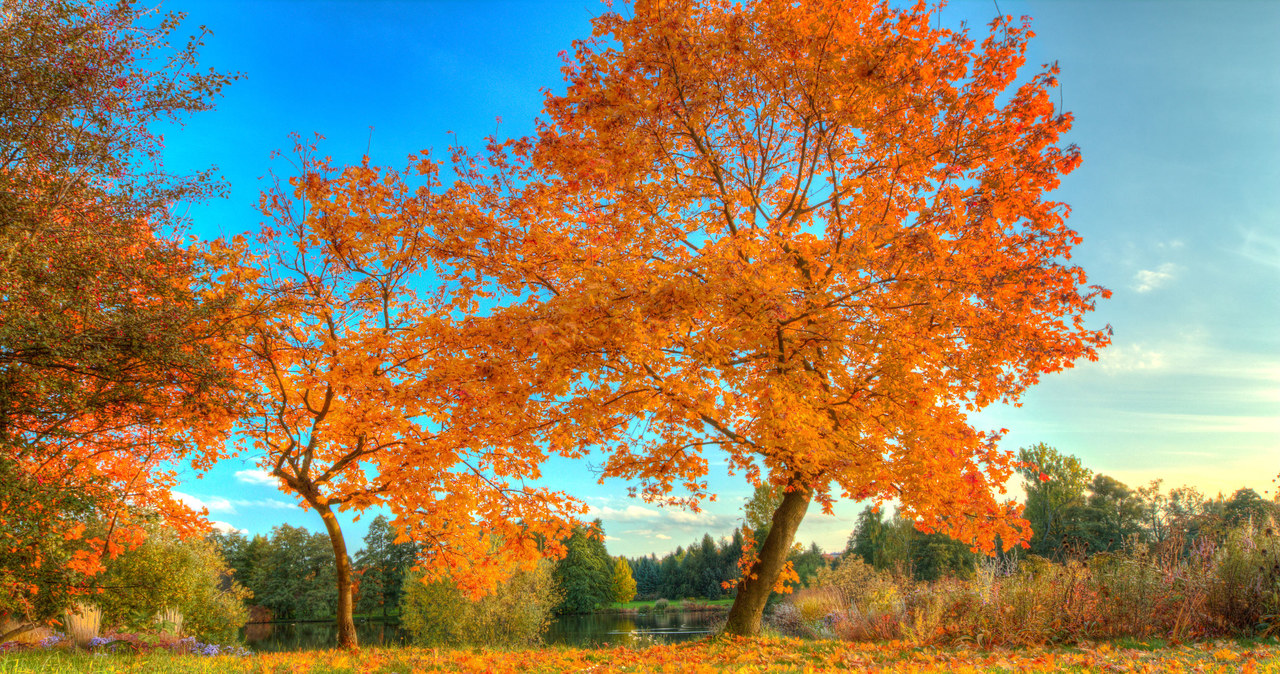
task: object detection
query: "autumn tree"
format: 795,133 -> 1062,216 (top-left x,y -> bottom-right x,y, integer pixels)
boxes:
0,0 -> 237,632
611,556 -> 637,604
440,0 -> 1110,635
220,141 -> 582,648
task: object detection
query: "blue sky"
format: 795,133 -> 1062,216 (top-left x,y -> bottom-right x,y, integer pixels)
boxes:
160,0 -> 1280,558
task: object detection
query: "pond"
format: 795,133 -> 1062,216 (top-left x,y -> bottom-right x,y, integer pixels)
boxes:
240,620 -> 409,652
544,610 -> 720,647
239,610 -> 721,651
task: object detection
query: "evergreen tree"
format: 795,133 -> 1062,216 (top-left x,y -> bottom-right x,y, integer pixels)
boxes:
355,515 -> 417,618
848,506 -> 889,568
249,524 -> 339,620
790,542 -> 827,586
1080,474 -> 1146,553
552,521 -> 613,614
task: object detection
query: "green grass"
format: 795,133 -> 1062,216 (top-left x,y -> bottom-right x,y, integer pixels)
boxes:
606,598 -> 734,611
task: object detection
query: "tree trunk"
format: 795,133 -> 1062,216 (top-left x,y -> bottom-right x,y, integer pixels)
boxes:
313,501 -> 358,650
723,485 -> 812,636
0,622 -> 36,643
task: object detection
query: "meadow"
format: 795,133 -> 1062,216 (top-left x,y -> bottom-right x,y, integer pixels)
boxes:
4,636 -> 1280,673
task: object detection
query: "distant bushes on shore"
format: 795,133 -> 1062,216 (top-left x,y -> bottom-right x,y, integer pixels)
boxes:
399,560 -> 561,648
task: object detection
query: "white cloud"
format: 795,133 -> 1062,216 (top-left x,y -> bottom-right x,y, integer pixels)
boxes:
172,491 -> 235,514
211,521 -> 246,535
232,498 -> 298,510
1132,262 -> 1177,293
586,504 -> 660,521
235,469 -> 277,486
654,534 -> 672,540
665,510 -> 719,525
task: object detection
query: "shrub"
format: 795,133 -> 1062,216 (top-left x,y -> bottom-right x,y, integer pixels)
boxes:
792,520 -> 1280,647
654,598 -> 669,612
1208,523 -> 1280,631
92,522 -> 249,644
400,560 -> 561,648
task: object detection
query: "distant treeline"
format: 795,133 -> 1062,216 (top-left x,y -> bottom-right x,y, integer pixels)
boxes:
211,515 -> 416,622
210,444 -> 1279,618
843,444 -> 1279,582
624,532 -> 826,601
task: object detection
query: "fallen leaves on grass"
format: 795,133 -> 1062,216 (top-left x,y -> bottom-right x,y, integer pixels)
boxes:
4,637 -> 1280,673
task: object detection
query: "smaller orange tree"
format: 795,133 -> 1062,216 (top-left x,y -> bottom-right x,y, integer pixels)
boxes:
216,139 -> 582,649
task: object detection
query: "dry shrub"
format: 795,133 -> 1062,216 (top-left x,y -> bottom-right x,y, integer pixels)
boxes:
787,521 -> 1280,647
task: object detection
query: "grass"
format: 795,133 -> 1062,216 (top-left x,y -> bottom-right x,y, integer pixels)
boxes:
3,636 -> 1280,673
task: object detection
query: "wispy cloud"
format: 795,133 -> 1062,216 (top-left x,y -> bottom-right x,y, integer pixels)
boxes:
1240,228 -> 1280,270
587,504 -> 660,521
172,490 -> 297,515
235,498 -> 298,510
654,534 -> 672,540
235,469 -> 277,486
1095,343 -> 1167,374
1130,412 -> 1280,435
1132,262 -> 1177,293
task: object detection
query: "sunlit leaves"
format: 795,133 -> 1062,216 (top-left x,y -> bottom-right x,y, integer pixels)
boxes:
437,0 -> 1109,633
220,137 -> 585,646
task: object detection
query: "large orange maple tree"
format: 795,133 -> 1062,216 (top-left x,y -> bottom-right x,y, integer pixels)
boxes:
441,0 -> 1110,635
217,140 -> 582,649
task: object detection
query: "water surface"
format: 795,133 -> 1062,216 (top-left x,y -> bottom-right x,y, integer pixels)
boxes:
544,610 -> 721,647
240,609 -> 720,651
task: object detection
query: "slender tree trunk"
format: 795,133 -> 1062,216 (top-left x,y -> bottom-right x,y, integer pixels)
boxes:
313,501 -> 358,650
723,485 -> 812,636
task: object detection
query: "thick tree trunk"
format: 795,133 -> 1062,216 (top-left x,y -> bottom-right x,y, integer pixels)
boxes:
0,622 -> 36,643
723,485 -> 813,636
313,501 -> 358,650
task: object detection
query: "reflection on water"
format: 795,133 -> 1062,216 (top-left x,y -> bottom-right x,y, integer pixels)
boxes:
239,620 -> 409,652
239,610 -> 721,651
544,610 -> 721,647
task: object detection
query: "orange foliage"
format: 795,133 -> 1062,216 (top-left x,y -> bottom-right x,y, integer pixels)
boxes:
434,0 -> 1110,606
213,138 -> 584,646
0,0 -> 237,623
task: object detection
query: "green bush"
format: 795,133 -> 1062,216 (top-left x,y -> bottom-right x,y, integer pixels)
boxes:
400,560 -> 561,648
93,522 -> 250,644
654,598 -> 669,613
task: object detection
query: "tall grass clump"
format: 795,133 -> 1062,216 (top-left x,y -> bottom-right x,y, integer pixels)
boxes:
782,521 -> 1280,646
